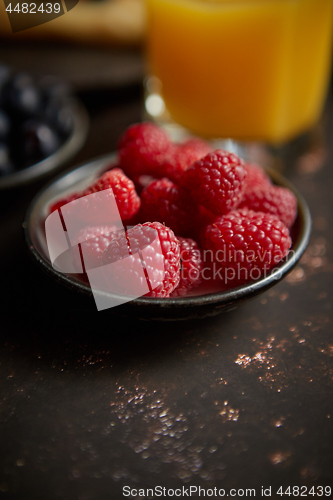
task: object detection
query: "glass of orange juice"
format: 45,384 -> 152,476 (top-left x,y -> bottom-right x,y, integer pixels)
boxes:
145,0 -> 333,150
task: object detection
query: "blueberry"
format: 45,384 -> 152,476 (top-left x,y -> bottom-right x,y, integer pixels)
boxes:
3,72 -> 41,117
44,102 -> 74,137
41,78 -> 74,137
0,142 -> 14,177
0,109 -> 10,140
22,120 -> 60,161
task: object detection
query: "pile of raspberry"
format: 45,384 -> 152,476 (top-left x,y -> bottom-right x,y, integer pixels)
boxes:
50,122 -> 297,298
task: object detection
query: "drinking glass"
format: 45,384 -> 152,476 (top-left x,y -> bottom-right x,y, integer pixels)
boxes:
144,0 -> 333,163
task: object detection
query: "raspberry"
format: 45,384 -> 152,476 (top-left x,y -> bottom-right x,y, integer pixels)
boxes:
73,225 -> 117,271
102,221 -> 180,297
181,149 -> 247,216
49,193 -> 78,214
239,185 -> 297,228
87,168 -> 140,221
244,162 -> 271,192
203,209 -> 291,283
117,122 -> 172,178
162,138 -> 212,184
76,168 -> 140,225
171,237 -> 203,297
49,169 -> 140,228
140,178 -> 197,236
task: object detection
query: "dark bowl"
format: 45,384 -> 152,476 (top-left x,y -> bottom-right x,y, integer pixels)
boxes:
0,99 -> 89,190
24,154 -> 311,321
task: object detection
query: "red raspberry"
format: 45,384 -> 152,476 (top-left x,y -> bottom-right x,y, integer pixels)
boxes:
117,122 -> 172,178
81,168 -> 140,224
49,169 -> 140,229
102,221 -> 180,297
203,209 -> 291,283
162,138 -> 212,184
244,163 -> 271,192
181,149 -> 247,216
140,178 -> 197,236
73,225 -> 117,271
171,237 -> 203,297
49,193 -> 78,214
239,185 -> 297,228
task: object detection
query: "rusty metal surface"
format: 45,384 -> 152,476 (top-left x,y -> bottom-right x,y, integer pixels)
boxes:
0,86 -> 332,498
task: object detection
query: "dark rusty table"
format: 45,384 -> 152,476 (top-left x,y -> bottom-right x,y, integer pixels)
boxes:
0,51 -> 332,500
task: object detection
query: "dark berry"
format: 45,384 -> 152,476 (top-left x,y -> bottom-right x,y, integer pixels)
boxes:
45,103 -> 74,137
21,120 -> 60,162
3,73 -> 41,117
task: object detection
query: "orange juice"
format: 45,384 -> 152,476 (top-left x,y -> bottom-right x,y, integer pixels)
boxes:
146,0 -> 333,143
